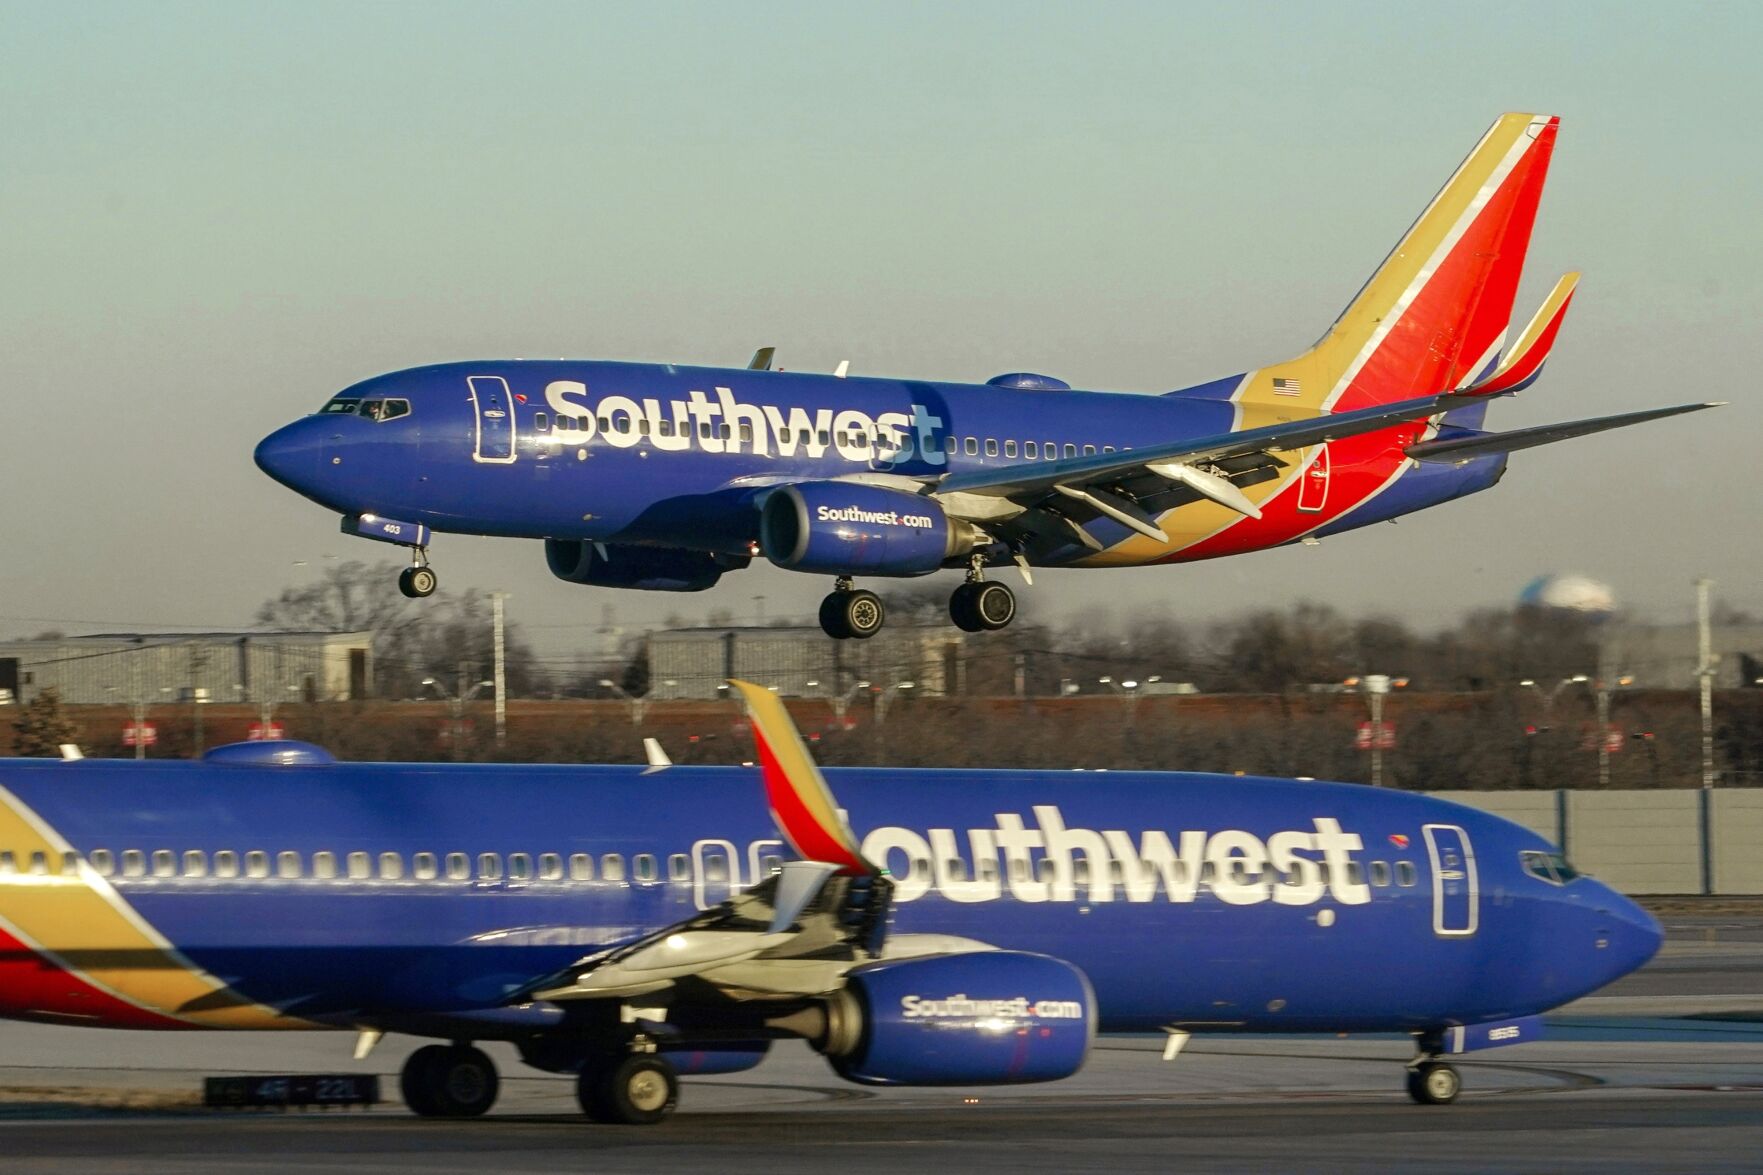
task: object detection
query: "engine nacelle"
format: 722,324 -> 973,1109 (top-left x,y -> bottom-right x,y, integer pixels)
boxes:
820,951 -> 1095,1086
544,540 -> 737,592
758,482 -> 975,576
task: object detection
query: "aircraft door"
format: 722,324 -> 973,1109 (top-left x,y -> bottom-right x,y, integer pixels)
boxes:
468,375 -> 517,464
691,839 -> 742,910
1296,446 -> 1331,512
1422,823 -> 1478,936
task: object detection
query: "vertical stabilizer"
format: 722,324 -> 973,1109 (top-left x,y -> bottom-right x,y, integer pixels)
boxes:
1241,113 -> 1560,416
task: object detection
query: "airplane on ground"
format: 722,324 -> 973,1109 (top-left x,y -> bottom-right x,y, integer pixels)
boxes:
255,112 -> 1713,639
0,683 -> 1658,1120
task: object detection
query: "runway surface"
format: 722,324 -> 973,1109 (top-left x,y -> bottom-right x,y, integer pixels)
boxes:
3,906 -> 1761,1172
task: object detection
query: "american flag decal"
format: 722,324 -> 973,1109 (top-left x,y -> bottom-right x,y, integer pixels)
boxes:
1272,377 -> 1302,396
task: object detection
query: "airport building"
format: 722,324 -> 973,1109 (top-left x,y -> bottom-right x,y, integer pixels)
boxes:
0,632 -> 374,706
646,625 -> 964,699
1600,622 -> 1763,690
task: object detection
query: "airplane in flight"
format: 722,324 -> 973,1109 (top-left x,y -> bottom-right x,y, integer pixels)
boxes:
0,683 -> 1658,1120
255,112 -> 1713,639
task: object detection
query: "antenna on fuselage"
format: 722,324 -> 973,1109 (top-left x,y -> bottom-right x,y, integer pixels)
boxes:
748,347 -> 776,371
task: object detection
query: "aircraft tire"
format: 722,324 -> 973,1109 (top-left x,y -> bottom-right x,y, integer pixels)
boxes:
401,1043 -> 499,1117
841,590 -> 885,640
972,582 -> 1016,630
399,566 -> 438,599
948,584 -> 984,633
1406,1061 -> 1461,1105
577,1054 -> 679,1125
818,593 -> 852,639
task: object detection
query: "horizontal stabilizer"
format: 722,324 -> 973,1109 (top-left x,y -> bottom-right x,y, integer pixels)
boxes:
1462,272 -> 1580,396
1406,402 -> 1720,464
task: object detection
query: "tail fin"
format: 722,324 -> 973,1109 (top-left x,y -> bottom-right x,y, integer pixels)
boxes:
1240,113 -> 1560,415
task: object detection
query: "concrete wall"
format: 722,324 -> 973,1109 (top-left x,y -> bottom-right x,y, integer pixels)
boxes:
1711,790 -> 1763,895
1421,788 -> 1763,895
1429,791 -> 1560,844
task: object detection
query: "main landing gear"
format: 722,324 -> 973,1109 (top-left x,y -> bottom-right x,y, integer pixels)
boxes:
950,556 -> 1015,633
397,548 -> 437,599
1406,1058 -> 1462,1105
819,578 -> 885,640
576,1051 -> 680,1125
401,1043 -> 499,1117
398,1039 -> 682,1125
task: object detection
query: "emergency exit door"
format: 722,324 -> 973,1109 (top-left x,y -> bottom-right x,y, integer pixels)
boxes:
1423,823 -> 1479,936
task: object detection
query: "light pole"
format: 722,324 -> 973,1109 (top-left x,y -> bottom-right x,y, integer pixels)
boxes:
1518,675 -> 1589,725
1349,674 -> 1407,787
598,679 -> 652,728
806,678 -> 871,731
1594,674 -> 1634,788
424,676 -> 494,758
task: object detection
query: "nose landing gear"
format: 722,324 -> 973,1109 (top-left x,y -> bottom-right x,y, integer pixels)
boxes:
398,550 -> 437,599
819,578 -> 885,640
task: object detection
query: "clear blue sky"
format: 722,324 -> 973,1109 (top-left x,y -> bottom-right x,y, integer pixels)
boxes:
2,0 -> 1757,643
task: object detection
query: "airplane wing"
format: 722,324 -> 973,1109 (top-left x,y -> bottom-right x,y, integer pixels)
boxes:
519,681 -> 964,1006
1406,402 -> 1721,464
930,391 -> 1455,543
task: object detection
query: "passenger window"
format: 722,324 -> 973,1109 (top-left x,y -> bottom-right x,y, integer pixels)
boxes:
568,853 -> 594,882
1044,441 -> 1056,459
147,850 -> 173,878
1370,861 -> 1390,887
414,852 -> 439,881
378,852 -> 403,880
910,857 -> 931,884
1083,445 -> 1097,457
123,849 -> 146,877
278,851 -> 302,879
964,437 -> 978,455
798,429 -> 811,444
634,853 -> 659,883
88,849 -> 113,876
944,436 -> 957,453
534,412 -> 549,432
1004,440 -> 1018,457
602,853 -> 626,882
1103,445 -> 1115,454
245,851 -> 270,879
446,852 -> 471,881
699,422 -> 712,439
1063,444 -> 1077,459
739,423 -> 753,443
1396,861 -> 1417,887
718,424 -> 731,439
509,853 -> 533,882
30,851 -> 50,876
659,420 -> 674,437
1025,441 -> 1038,459
214,850 -> 239,878
347,852 -> 371,880
702,852 -> 728,883
183,850 -> 208,878
313,851 -> 338,879
984,439 -> 999,457
597,416 -> 610,432
60,851 -> 78,876
1343,860 -> 1363,887
668,853 -> 690,882
0,850 -> 14,874
1072,859 -> 1090,885
539,853 -> 563,882
478,853 -> 502,882
638,419 -> 652,437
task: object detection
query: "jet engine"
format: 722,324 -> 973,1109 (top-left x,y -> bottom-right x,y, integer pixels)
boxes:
544,540 -> 740,593
814,951 -> 1095,1086
758,482 -> 980,576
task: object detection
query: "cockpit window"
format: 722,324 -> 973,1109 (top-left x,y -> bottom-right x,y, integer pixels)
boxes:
321,397 -> 361,414
1520,849 -> 1580,885
357,398 -> 411,423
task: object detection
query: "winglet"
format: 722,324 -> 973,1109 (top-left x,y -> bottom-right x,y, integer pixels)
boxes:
729,680 -> 873,876
1463,272 -> 1579,396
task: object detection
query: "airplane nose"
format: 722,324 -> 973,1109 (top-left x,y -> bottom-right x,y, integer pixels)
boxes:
1593,887 -> 1664,985
254,420 -> 322,493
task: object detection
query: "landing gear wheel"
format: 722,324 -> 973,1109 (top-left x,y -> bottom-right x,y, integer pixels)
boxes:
401,1043 -> 499,1117
950,581 -> 1015,632
819,592 -> 852,640
1406,1061 -> 1461,1105
398,566 -> 438,599
841,589 -> 885,639
577,1054 -> 679,1125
